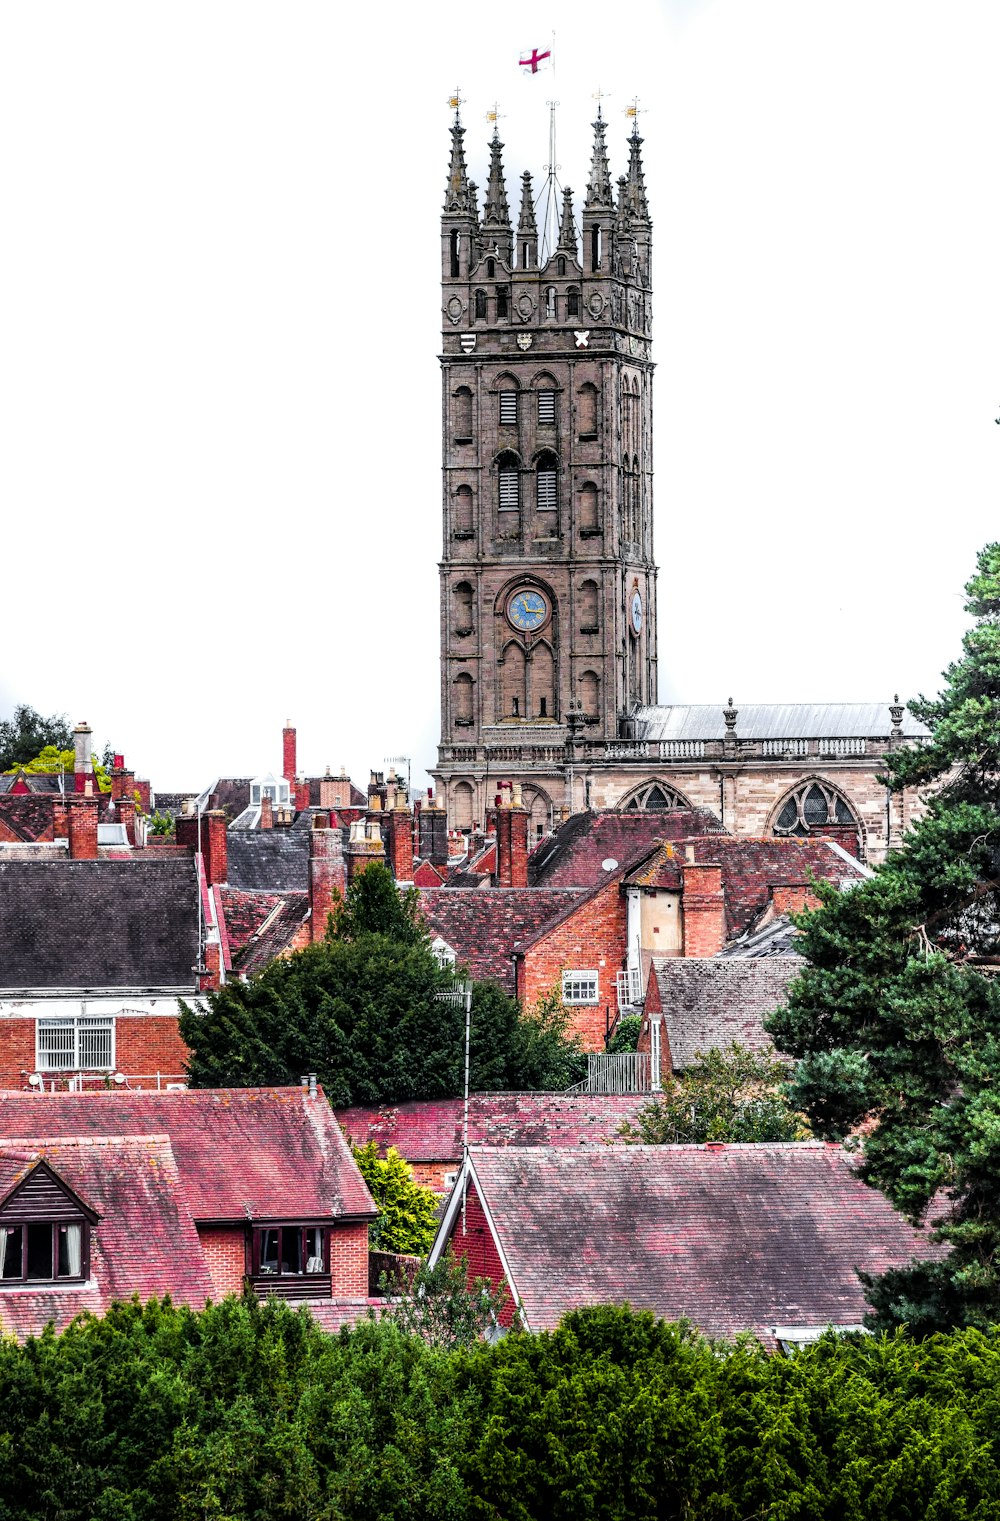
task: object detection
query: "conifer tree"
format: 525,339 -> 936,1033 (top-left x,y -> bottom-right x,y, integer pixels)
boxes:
768,543 -> 1000,1333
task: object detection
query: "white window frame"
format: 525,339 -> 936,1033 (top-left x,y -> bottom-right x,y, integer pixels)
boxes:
431,937 -> 457,970
562,970 -> 599,1005
36,1016 -> 115,1073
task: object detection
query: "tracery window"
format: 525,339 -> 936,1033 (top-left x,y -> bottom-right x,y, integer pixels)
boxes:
622,783 -> 687,812
773,782 -> 858,837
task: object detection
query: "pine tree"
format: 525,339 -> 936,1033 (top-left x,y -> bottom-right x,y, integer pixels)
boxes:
767,543 -> 1000,1333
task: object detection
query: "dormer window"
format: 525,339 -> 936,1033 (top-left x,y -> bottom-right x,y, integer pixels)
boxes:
250,773 -> 291,808
252,1226 -> 328,1285
0,1160 -> 96,1284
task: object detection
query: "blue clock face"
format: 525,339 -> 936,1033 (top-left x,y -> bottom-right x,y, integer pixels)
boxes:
508,589 -> 548,631
630,591 -> 643,635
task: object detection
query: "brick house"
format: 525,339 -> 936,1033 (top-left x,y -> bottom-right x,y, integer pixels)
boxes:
0,1086 -> 376,1336
336,1091 -> 651,1192
429,1143 -> 944,1344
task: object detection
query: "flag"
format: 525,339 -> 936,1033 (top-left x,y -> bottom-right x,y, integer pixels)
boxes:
519,46 -> 552,75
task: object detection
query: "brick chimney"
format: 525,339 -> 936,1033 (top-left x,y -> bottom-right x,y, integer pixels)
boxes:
770,883 -> 820,917
309,824 -> 346,942
66,787 -> 99,859
72,721 -> 93,794
295,779 -> 311,812
259,794 -> 273,830
199,941 -> 222,993
496,781 -> 529,887
417,791 -> 449,865
346,818 -> 386,883
387,796 -> 415,884
681,858 -> 726,956
201,809 -> 228,886
282,722 -> 296,787
116,791 -> 137,846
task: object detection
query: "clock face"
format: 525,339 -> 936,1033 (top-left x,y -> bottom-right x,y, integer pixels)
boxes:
508,589 -> 548,632
630,590 -> 643,636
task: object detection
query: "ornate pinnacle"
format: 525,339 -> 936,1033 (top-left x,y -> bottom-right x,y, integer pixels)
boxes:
723,698 -> 738,733
585,112 -> 614,209
557,187 -> 578,256
444,111 -> 475,217
482,128 -> 512,235
518,171 -> 538,236
620,126 -> 650,223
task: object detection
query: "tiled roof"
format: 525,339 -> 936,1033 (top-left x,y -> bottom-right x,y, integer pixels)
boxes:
633,703 -> 929,742
0,1089 -> 376,1223
419,888 -> 583,990
720,916 -> 802,958
626,836 -> 868,938
0,1135 -> 212,1338
529,810 -> 727,888
218,887 -> 286,952
227,830 -> 311,891
455,1143 -> 944,1340
234,893 -> 309,976
0,858 -> 199,992
209,779 -> 254,819
0,795 -> 57,843
650,956 -> 803,1069
336,1093 -> 650,1162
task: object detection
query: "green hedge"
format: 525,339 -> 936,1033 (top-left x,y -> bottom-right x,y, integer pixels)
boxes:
0,1297 -> 998,1519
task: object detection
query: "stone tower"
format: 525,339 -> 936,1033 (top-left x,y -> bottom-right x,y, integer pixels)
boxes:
433,108 -> 657,839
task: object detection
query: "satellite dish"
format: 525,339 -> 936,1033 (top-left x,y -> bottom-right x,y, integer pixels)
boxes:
601,858 -> 619,872
27,1073 -> 42,1088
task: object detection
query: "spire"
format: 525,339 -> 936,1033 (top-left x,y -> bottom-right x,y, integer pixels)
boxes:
482,129 -> 512,237
620,123 -> 650,223
444,109 -> 474,216
585,109 -> 614,209
557,187 -> 578,257
517,171 -> 537,237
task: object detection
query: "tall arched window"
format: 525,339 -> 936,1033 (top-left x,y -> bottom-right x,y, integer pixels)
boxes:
452,672 -> 474,727
496,451 -> 521,527
577,383 -> 597,438
486,257 -> 496,279
567,286 -> 580,318
545,286 -> 557,320
579,579 -> 599,632
454,387 -> 473,441
474,289 -> 487,320
773,781 -> 860,850
452,780 -> 475,831
578,481 -> 599,533
557,256 -> 566,277
501,641 -> 527,720
591,225 -> 602,272
453,485 -> 473,538
453,582 -> 473,635
531,642 -> 555,720
536,452 -> 558,514
450,230 -> 460,277
578,670 -> 600,718
495,285 -> 509,320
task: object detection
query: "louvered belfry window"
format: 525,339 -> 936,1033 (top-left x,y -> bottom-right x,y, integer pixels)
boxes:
536,462 -> 557,512
537,390 -> 556,426
499,466 -> 519,510
499,391 -> 517,426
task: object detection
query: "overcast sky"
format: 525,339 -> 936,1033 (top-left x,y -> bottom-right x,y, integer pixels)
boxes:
2,1 -> 997,795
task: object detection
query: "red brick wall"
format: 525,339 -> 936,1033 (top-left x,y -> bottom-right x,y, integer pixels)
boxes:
681,863 -> 726,957
0,1012 -> 190,1090
518,874 -> 627,1049
198,1225 -> 247,1298
771,884 -> 821,916
67,796 -> 99,859
447,1183 -> 516,1326
328,1222 -> 369,1298
0,1021 -> 38,1088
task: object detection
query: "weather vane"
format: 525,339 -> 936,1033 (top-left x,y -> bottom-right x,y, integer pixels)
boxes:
448,87 -> 464,114
625,96 -> 643,130
592,86 -> 609,117
486,102 -> 505,131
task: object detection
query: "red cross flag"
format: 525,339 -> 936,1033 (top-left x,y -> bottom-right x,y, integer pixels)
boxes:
519,46 -> 552,75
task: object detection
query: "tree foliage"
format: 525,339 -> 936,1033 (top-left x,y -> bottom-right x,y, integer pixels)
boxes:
0,703 -> 72,772
351,1141 -> 439,1256
329,861 -> 425,945
180,871 -> 584,1104
377,1252 -> 512,1351
1,1296 -> 998,1519
619,1042 -> 808,1144
4,741 -> 113,793
768,542 -> 1000,1334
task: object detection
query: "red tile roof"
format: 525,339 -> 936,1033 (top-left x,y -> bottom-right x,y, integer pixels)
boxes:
0,1089 -> 376,1223
419,888 -> 583,990
217,887 -> 309,976
529,810 -> 727,888
336,1093 -> 651,1162
445,1143 -> 944,1340
0,1135 -> 212,1338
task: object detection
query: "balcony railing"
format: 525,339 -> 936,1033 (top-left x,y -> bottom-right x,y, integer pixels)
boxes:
564,1052 -> 652,1096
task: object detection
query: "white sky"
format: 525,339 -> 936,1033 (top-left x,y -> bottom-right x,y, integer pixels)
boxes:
2,1 -> 997,794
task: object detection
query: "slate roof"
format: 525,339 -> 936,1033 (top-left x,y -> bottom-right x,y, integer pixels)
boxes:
650,956 -> 803,1070
529,809 -> 727,888
226,892 -> 309,977
0,1089 -> 376,1223
226,830 -> 311,891
0,796 -> 56,843
336,1093 -> 651,1164
625,836 -> 868,938
419,888 -> 584,990
0,1136 -> 212,1338
720,916 -> 803,958
633,703 -> 930,742
444,1144 -> 944,1340
0,858 -> 199,992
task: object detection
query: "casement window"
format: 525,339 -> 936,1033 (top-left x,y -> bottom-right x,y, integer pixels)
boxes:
499,391 -> 518,426
498,465 -> 520,510
562,970 -> 599,1005
253,1226 -> 327,1277
0,1222 -> 87,1282
37,1016 -> 114,1072
537,390 -> 556,426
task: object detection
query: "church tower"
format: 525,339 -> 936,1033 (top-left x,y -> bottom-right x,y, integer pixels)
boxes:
433,107 -> 657,839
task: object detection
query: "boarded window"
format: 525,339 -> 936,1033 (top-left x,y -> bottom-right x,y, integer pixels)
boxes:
453,672 -> 474,725
453,582 -> 473,634
454,387 -> 473,440
579,482 -> 599,532
579,670 -> 600,718
453,485 -> 473,536
579,579 -> 599,631
578,384 -> 597,437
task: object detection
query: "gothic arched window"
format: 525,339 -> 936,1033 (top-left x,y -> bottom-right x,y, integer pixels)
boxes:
621,782 -> 688,812
496,451 -> 521,518
773,781 -> 859,839
501,641 -> 527,720
536,452 -> 558,514
474,289 -> 487,320
545,286 -> 557,320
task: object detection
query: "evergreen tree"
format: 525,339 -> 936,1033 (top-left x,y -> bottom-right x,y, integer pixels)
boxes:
329,861 -> 425,945
618,1043 -> 808,1145
0,704 -> 72,771
352,1142 -> 440,1256
768,542 -> 1000,1333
